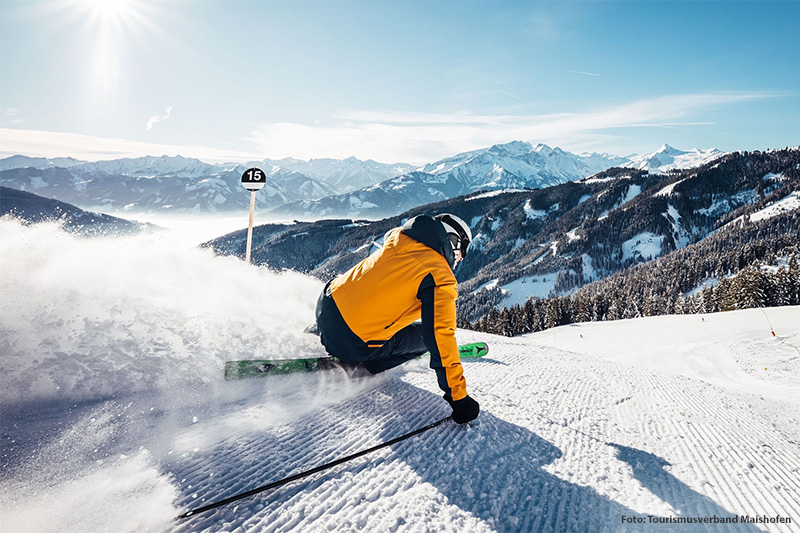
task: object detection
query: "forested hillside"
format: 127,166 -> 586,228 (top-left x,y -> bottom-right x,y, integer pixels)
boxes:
466,209 -> 800,335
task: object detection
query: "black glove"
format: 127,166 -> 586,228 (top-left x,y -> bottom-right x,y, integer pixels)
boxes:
445,394 -> 480,425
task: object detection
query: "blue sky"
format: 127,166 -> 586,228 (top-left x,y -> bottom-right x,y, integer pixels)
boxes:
1,0 -> 798,164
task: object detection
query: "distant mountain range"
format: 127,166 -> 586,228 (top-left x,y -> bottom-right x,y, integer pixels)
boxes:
271,142 -> 725,218
0,155 -> 85,171
0,143 -> 725,216
0,154 -> 412,213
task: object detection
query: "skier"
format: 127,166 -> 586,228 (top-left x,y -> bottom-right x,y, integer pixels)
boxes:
314,213 -> 480,425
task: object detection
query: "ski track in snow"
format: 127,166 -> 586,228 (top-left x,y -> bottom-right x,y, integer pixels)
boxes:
1,220 -> 799,532
163,320 -> 800,533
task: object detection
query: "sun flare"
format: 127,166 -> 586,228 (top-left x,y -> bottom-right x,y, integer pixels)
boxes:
57,0 -> 158,99
83,0 -> 136,21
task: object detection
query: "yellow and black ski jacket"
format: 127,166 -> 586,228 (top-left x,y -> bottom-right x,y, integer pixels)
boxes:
316,215 -> 467,401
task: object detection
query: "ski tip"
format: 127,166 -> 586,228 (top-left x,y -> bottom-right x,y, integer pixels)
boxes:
459,342 -> 489,358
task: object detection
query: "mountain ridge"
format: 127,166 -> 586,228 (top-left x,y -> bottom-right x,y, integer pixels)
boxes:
1,142 -> 729,216
269,141 -> 717,218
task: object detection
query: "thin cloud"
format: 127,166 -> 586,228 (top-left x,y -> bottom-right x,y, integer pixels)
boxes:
146,106 -> 172,131
0,128 -> 259,163
2,108 -> 27,125
0,92 -> 776,165
246,92 -> 774,164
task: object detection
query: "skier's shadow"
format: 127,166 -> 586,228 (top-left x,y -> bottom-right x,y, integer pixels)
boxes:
608,444 -> 760,531
172,380 -> 639,532
366,383 -> 758,533
168,376 -> 756,532
363,385 -> 633,532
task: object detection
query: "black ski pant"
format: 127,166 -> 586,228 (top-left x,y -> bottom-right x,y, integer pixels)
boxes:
315,281 -> 428,374
360,323 -> 428,374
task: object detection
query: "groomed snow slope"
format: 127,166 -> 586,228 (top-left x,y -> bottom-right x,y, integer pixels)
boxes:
1,219 -> 799,532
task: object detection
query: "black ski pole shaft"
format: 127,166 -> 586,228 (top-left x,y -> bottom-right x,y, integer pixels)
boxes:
175,415 -> 452,521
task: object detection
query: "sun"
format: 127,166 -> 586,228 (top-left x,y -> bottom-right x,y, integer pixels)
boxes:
58,0 -> 156,99
83,0 -> 136,21
78,0 -> 140,97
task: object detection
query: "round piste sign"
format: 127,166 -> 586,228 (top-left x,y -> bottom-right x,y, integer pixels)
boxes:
241,167 -> 267,191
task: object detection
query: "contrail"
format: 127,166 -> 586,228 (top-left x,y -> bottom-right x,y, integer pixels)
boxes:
565,69 -> 601,77
499,90 -> 530,103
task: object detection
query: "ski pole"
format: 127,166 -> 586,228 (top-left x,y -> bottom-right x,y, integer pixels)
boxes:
175,415 -> 452,521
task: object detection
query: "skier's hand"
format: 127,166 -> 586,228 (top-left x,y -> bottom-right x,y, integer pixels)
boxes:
445,394 -> 480,424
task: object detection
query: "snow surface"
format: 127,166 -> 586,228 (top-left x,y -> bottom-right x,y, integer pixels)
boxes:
499,274 -> 559,304
582,253 -> 597,282
622,232 -> 665,262
595,184 -> 642,221
473,274 -> 560,306
566,227 -> 581,242
654,177 -> 688,198
664,204 -> 691,249
523,199 -> 547,220
750,192 -> 800,223
718,191 -> 800,231
583,175 -> 624,184
620,184 -> 643,207
1,218 -> 799,532
684,277 -> 721,298
466,189 -> 526,201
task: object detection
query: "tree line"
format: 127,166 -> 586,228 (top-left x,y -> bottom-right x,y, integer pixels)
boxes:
461,209 -> 800,336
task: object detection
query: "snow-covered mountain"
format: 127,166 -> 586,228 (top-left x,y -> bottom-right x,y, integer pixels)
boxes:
0,155 -> 408,212
272,141 -> 730,219
0,154 -> 230,177
0,143 -> 726,215
251,156 -> 414,193
1,215 -> 798,531
625,144 -> 726,172
0,155 -> 85,171
0,165 -> 282,213
419,141 -> 629,189
72,155 -> 226,178
272,142 -> 632,218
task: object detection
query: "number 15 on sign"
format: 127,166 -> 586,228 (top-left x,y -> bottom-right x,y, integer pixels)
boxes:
241,167 -> 266,264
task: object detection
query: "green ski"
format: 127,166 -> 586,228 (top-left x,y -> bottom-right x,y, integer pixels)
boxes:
456,341 -> 489,359
224,357 -> 337,380
224,342 -> 489,380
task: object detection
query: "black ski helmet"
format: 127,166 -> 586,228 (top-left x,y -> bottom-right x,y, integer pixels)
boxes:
435,213 -> 472,258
